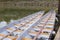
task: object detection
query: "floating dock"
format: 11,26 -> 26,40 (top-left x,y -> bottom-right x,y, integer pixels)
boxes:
0,10 -> 56,40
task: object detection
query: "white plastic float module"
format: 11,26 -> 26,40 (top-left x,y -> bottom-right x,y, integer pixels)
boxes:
17,11 -> 52,40
38,10 -> 56,40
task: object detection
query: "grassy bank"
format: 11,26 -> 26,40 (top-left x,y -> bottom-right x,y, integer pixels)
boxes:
0,7 -> 58,22
0,8 -> 41,22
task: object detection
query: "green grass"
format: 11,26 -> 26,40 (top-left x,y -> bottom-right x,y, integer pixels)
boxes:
0,8 -> 41,22
0,7 -> 58,22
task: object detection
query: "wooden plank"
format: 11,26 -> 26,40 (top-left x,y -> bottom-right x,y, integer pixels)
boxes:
54,27 -> 60,40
